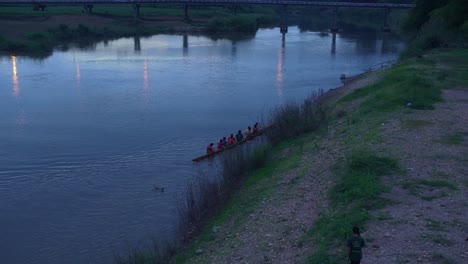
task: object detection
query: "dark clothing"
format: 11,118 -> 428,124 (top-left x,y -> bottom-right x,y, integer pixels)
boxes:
347,236 -> 365,262
350,260 -> 360,264
236,133 -> 243,142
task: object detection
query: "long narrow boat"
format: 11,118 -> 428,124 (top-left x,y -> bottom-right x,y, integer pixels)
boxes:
192,126 -> 270,162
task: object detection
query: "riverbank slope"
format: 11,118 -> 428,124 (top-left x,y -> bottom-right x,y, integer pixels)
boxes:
173,48 -> 468,263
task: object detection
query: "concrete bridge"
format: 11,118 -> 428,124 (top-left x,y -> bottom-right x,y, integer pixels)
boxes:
0,1 -> 415,32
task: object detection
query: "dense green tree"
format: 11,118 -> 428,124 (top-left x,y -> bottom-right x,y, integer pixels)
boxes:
401,0 -> 468,57
403,0 -> 448,34
436,0 -> 468,29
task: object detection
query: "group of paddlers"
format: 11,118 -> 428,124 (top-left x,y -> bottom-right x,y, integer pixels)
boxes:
206,122 -> 261,154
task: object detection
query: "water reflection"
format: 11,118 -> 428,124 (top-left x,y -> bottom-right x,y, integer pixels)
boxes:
231,40 -> 237,58
11,56 -> 19,97
143,60 -> 149,92
75,61 -> 81,88
276,46 -> 284,97
380,33 -> 402,54
141,59 -> 150,106
331,32 -> 336,54
16,109 -> 26,127
183,34 -> 188,56
134,36 -> 141,52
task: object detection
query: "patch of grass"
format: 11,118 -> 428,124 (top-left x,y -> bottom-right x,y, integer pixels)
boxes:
402,179 -> 458,190
431,252 -> 454,264
375,211 -> 393,221
303,149 -> 399,260
425,218 -> 448,232
431,170 -> 452,179
418,179 -> 457,190
397,256 -> 410,264
463,179 -> 468,188
340,58 -> 444,112
402,119 -> 433,130
432,50 -> 468,86
422,233 -> 454,246
436,133 -> 465,145
402,179 -> 457,201
422,192 -> 449,201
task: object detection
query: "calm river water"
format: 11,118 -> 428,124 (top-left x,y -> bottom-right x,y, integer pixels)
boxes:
0,26 -> 404,264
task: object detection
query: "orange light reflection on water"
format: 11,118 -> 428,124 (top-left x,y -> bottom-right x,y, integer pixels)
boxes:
276,47 -> 284,97
75,61 -> 81,87
143,60 -> 149,92
11,56 -> 19,96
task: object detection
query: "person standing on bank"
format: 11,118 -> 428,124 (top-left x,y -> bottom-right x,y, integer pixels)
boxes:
347,226 -> 365,264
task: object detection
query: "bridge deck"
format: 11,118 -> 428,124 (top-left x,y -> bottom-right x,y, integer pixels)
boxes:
0,0 -> 415,9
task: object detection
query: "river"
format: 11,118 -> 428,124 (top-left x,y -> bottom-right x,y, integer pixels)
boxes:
0,26 -> 404,264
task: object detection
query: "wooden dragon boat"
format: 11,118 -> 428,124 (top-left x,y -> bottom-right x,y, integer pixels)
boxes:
192,126 -> 270,162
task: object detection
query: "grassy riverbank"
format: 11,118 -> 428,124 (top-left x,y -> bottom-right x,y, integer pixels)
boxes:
164,48 -> 467,264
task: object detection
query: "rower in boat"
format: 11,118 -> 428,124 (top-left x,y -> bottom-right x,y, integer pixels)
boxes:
206,143 -> 214,154
217,139 -> 224,151
253,122 -> 260,134
222,137 -> 228,147
228,134 -> 236,145
193,124 -> 271,162
245,126 -> 252,138
236,130 -> 244,142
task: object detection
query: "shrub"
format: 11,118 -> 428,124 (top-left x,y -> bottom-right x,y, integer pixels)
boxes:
266,90 -> 326,145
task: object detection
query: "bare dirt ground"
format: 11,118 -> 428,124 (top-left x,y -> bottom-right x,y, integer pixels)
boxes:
184,69 -> 467,263
363,88 -> 468,264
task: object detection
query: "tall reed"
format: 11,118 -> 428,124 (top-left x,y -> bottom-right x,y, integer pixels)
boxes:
266,90 -> 326,145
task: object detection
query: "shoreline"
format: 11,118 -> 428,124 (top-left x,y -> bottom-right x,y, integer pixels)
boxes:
0,5 -> 272,57
172,48 -> 468,263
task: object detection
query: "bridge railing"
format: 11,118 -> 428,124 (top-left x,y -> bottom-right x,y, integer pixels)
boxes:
0,0 -> 415,9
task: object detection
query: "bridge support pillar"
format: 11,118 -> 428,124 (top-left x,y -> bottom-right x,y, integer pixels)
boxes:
83,4 -> 93,14
382,8 -> 391,32
183,4 -> 190,21
133,4 -> 141,19
330,7 -> 339,33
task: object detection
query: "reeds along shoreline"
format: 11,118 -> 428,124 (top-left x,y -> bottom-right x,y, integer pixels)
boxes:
266,90 -> 326,145
116,89 -> 328,263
